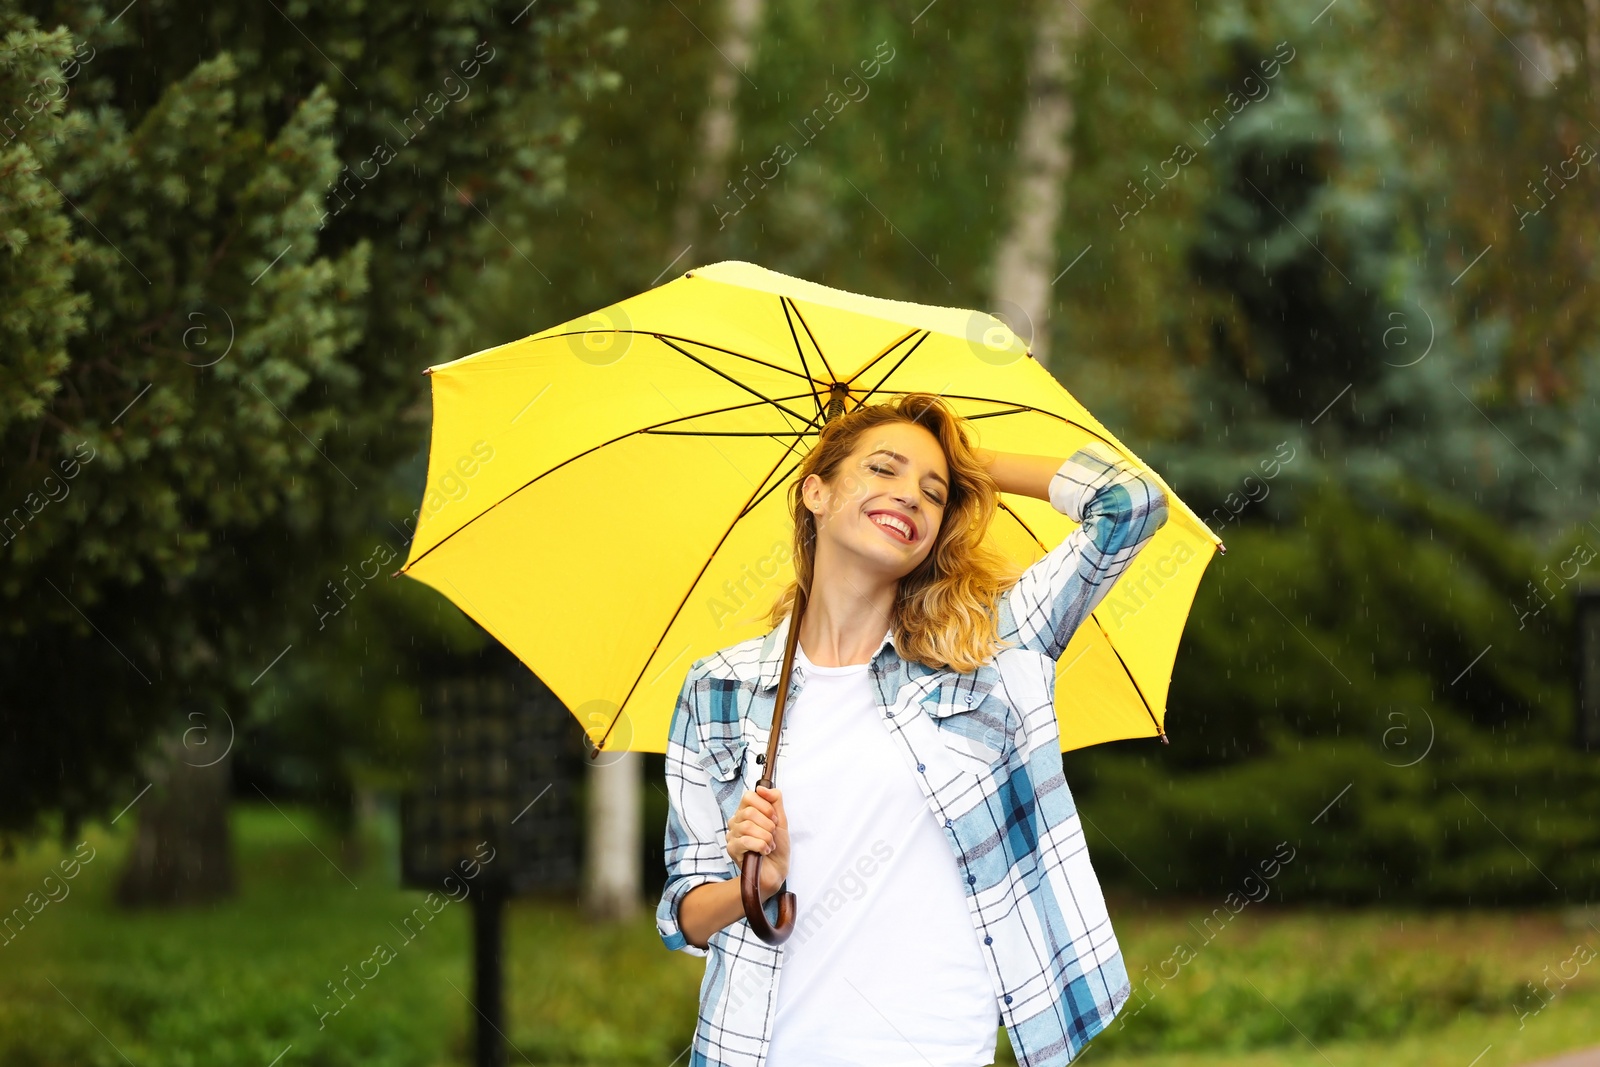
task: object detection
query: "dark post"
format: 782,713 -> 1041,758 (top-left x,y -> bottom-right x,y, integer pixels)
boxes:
472,879 -> 508,1067
399,643 -> 584,1066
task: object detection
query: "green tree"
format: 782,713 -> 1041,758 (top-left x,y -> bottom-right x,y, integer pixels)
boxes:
0,0 -> 619,903
1062,0 -> 1600,903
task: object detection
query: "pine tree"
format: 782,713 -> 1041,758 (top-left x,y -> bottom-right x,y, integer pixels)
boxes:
0,1 -> 618,899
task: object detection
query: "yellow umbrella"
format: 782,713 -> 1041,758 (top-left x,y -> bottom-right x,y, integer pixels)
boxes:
397,261 -> 1222,758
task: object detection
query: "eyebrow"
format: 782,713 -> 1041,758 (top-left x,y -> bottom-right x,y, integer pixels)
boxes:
865,449 -> 949,490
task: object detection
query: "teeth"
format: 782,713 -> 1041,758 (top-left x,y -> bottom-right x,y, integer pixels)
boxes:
872,514 -> 912,539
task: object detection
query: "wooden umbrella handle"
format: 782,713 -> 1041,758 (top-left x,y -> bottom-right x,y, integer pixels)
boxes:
738,593 -> 805,944
739,774 -> 797,945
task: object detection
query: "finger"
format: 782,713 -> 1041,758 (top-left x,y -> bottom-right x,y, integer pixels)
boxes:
740,790 -> 775,818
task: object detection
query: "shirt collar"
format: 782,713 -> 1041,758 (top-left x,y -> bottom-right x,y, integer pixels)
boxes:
757,611 -> 897,690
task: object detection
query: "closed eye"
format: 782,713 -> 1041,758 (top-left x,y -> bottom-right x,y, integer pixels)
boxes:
868,462 -> 945,506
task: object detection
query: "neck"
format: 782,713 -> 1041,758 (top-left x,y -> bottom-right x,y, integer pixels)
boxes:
797,542 -> 898,667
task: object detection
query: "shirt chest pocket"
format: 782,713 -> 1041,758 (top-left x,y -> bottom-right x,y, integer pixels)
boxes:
697,731 -> 754,829
918,663 -> 1012,774
699,734 -> 746,782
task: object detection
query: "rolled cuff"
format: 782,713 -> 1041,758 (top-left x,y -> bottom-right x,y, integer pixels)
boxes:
656,872 -> 791,956
656,871 -> 727,957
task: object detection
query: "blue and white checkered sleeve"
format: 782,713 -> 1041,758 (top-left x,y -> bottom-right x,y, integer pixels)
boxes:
655,659 -> 732,957
999,445 -> 1169,664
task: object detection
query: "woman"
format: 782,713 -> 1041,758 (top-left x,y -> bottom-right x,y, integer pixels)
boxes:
656,392 -> 1168,1067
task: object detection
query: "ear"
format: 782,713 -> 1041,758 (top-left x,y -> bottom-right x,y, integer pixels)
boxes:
801,473 -> 822,514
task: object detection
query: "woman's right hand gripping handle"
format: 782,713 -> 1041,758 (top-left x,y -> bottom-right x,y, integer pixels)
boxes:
677,785 -> 790,949
728,784 -> 789,896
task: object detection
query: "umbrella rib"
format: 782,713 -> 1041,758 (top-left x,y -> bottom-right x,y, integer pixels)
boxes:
737,446 -> 813,522
726,397 -> 833,524
844,328 -> 927,388
849,390 -> 1125,454
641,332 -> 817,383
591,432 -> 820,753
653,335 -> 819,426
640,389 -> 832,448
707,400 -> 829,516
942,395 -> 1122,451
782,298 -> 838,385
951,404 -> 1034,420
633,389 -> 833,437
644,429 -> 826,437
1003,501 -> 1164,740
847,330 -> 927,409
846,329 -> 932,400
1087,610 -> 1164,738
402,393 -> 823,572
780,298 -> 829,421
994,496 -> 1054,566
471,329 -> 820,387
781,301 -> 929,419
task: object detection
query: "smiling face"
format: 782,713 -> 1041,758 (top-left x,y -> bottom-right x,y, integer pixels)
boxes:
802,420 -> 950,581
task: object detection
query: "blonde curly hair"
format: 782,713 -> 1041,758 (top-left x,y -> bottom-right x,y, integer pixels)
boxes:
763,392 -> 1025,673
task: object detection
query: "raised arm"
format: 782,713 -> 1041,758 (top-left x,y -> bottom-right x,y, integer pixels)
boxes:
986,443 -> 1169,663
973,446 -> 1071,503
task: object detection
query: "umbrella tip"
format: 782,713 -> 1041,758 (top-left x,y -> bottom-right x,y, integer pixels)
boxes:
1217,541 -> 1227,556
422,367 -> 434,376
1157,732 -> 1169,745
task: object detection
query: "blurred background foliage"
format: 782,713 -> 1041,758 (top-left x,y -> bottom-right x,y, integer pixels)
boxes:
6,0 -> 1600,1063
3,0 -> 1599,915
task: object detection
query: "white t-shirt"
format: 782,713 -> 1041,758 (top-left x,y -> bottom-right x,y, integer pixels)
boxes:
764,637 -> 999,1067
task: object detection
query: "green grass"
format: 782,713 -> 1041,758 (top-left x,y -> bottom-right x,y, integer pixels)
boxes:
0,805 -> 1595,1066
1075,897 -> 1600,1066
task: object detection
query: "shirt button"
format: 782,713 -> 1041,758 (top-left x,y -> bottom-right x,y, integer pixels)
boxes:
984,935 -> 993,945
965,693 -> 975,705
944,818 -> 952,828
1004,994 -> 1013,1004
916,762 -> 925,772
967,874 -> 976,885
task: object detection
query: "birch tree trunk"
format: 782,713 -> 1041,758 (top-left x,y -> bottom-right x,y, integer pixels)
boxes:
583,751 -> 642,920
989,0 -> 1089,371
669,0 -> 765,256
582,0 -> 765,924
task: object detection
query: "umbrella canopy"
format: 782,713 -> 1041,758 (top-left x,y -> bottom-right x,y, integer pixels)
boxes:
398,261 -> 1222,755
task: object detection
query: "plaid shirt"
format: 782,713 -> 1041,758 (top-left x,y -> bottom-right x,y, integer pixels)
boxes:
657,446 -> 1169,1066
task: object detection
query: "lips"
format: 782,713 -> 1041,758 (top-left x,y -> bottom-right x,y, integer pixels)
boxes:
868,509 -> 916,543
